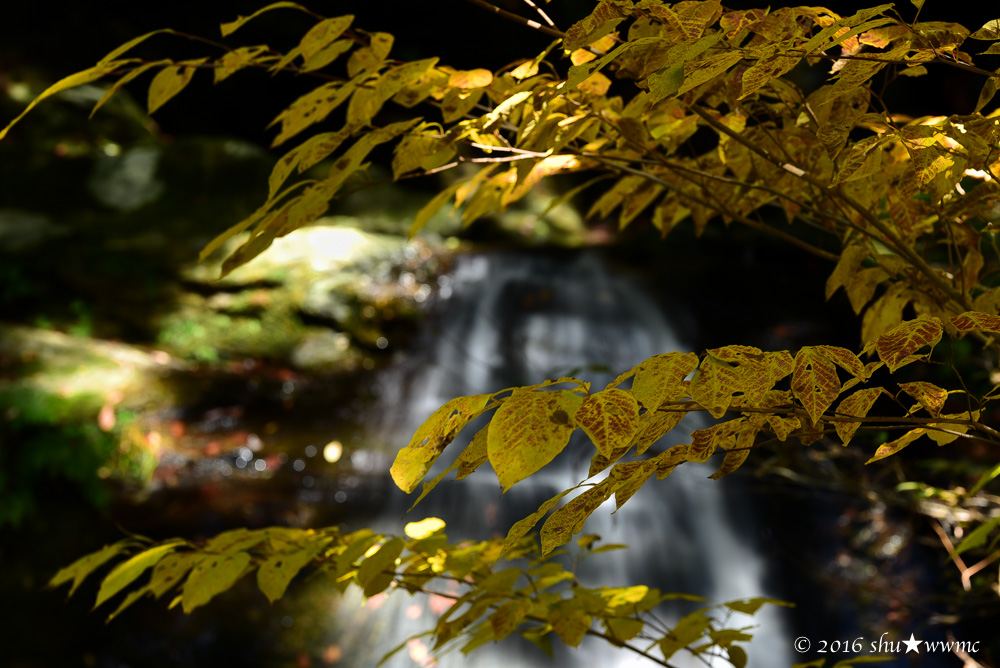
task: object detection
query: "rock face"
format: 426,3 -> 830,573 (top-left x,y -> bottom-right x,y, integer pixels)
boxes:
168,218 -> 452,368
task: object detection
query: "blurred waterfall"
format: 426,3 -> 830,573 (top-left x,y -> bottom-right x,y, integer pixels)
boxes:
339,250 -> 790,668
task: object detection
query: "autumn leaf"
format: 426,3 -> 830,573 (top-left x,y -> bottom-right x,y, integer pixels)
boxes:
488,390 -> 583,491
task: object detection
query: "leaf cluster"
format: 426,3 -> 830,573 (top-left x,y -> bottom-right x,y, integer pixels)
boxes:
7,0 -> 1000,663
50,519 -> 786,667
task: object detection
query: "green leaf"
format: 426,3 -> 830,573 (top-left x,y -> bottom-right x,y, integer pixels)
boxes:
94,541 -> 185,609
181,551 -> 252,613
49,539 -> 136,598
949,516 -> 1000,559
408,179 -> 466,237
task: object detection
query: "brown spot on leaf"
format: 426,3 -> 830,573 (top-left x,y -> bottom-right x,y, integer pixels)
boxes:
550,409 -> 570,425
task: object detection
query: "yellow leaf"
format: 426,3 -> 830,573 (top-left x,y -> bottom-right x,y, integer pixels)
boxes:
605,617 -> 644,642
610,460 -> 656,509
690,354 -> 743,418
220,2 -> 309,37
834,387 -> 883,445
490,599 -> 532,640
578,71 -> 612,96
1,61 -> 130,141
631,352 -> 699,411
268,78 -> 361,148
500,487 -> 576,558
540,478 -> 618,554
865,428 -> 927,464
898,381 -> 948,416
971,19 -> 1000,40
409,178 -> 466,237
267,126 -> 356,202
299,15 -> 354,63
390,394 -> 491,493
791,347 -> 841,426
181,551 -> 252,613
456,425 -> 490,479
577,388 -> 639,457
94,541 -> 184,609
874,316 -> 943,372
549,602 -> 591,647
49,539 -> 136,598
347,32 -> 393,78
357,537 -> 404,598
214,46 -> 272,84
448,68 -> 493,89
257,538 -> 330,603
825,243 -> 870,300
831,135 -> 886,185
678,50 -> 743,96
147,59 -> 206,114
814,345 -> 866,379
148,553 -> 198,598
860,282 -> 914,345
652,444 -> 689,479
98,29 -> 179,65
563,0 -> 630,50
488,390 -> 583,491
403,517 -> 446,540
951,310 -> 1000,334
633,410 -> 686,455
927,411 -> 978,445
739,53 -> 801,100
301,39 -> 353,72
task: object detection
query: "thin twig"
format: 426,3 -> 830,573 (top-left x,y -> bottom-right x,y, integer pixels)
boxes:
462,0 -> 566,39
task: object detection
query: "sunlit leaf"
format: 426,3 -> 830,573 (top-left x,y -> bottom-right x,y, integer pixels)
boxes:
873,316 -> 943,373
181,551 -> 252,613
488,390 -> 584,491
865,428 -> 927,464
220,2 -> 309,37
390,393 -> 491,493
1,61 -> 131,140
147,59 -> 207,114
94,541 -> 184,609
49,539 -> 136,598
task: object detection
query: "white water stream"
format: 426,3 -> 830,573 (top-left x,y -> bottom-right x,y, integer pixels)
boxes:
339,250 -> 791,667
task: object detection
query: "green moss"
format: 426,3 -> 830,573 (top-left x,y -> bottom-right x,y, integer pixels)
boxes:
0,387 -> 146,527
156,298 -> 308,363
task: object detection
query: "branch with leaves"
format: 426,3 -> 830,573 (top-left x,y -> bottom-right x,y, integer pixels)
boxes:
6,1 -> 1000,665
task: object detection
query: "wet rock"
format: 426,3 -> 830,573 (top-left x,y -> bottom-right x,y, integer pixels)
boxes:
290,330 -> 359,373
87,145 -> 164,211
181,220 -> 410,289
0,209 -> 67,252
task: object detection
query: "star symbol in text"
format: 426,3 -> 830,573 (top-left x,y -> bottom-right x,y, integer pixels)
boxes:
902,633 -> 921,653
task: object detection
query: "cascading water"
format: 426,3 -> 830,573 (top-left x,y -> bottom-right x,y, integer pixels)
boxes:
336,249 -> 791,667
